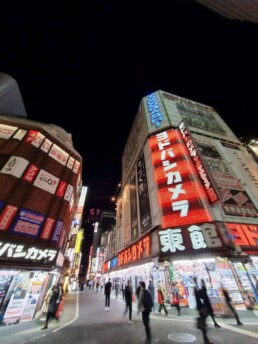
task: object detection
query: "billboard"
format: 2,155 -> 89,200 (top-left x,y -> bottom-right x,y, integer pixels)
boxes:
149,128 -> 212,228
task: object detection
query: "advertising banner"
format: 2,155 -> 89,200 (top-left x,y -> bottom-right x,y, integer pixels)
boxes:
123,182 -> 131,245
1,156 -> 29,178
33,169 -> 59,194
150,129 -> 211,228
137,153 -> 152,233
130,170 -> 139,241
10,208 -> 45,238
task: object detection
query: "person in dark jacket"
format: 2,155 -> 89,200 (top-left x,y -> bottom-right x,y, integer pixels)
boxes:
200,279 -> 220,328
104,278 -> 112,311
137,281 -> 153,344
194,283 -> 213,344
148,280 -> 155,311
124,280 -> 134,324
41,284 -> 60,330
222,286 -> 243,325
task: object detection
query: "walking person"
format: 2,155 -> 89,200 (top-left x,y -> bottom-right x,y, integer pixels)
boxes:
136,281 -> 141,300
171,282 -> 181,316
96,280 -> 100,293
194,279 -> 213,344
222,286 -> 243,325
124,280 -> 134,324
157,281 -> 168,316
121,280 -> 126,302
104,278 -> 112,311
148,279 -> 155,311
115,281 -> 119,299
41,284 -> 60,330
200,279 -> 220,328
137,281 -> 154,344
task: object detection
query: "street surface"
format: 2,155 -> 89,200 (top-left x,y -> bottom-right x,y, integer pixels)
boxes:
0,288 -> 258,344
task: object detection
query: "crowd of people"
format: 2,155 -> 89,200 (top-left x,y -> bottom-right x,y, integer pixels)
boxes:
42,276 -> 247,344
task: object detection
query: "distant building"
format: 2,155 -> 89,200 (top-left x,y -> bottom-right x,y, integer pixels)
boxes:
0,72 -> 27,118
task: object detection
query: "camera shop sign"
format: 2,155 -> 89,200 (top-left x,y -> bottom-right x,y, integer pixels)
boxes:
158,222 -> 227,256
0,241 -> 57,266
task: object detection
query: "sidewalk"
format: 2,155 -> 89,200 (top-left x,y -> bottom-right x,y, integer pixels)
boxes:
109,288 -> 258,320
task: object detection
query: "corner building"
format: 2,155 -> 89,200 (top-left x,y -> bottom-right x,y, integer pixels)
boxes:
103,90 -> 258,314
0,115 -> 82,324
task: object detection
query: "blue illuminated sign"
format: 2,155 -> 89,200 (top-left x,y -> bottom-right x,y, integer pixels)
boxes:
147,93 -> 163,127
110,256 -> 118,268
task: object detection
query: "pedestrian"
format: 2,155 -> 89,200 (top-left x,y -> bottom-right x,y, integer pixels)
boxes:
96,280 -> 100,293
41,284 -> 60,330
115,281 -> 119,299
194,279 -> 213,344
158,285 -> 168,316
121,280 -> 126,301
137,281 -> 154,344
40,285 -> 52,320
200,279 -> 220,328
171,282 -> 181,316
124,280 -> 134,324
80,278 -> 85,292
148,279 -> 155,311
104,278 -> 112,311
222,286 -> 243,325
136,281 -> 141,300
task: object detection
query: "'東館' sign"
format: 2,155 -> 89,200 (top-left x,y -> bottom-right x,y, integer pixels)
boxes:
158,222 -> 228,257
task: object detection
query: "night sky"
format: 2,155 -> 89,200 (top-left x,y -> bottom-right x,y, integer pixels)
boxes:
0,0 -> 257,213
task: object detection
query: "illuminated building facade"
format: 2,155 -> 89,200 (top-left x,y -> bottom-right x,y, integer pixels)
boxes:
0,114 -> 83,324
102,90 -> 258,313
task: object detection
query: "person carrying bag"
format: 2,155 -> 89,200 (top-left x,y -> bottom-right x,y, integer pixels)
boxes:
171,282 -> 181,316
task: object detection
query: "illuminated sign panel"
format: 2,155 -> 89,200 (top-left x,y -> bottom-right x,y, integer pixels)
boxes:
178,121 -> 219,204
10,208 -> 45,238
117,235 -> 151,267
158,222 -> 227,256
0,241 -> 57,267
149,129 -> 211,228
147,92 -> 163,128
227,223 -> 258,250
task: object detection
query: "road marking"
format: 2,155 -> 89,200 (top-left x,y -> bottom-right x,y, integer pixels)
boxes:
218,323 -> 258,339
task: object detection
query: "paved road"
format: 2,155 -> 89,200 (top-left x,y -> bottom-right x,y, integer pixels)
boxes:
1,289 -> 258,344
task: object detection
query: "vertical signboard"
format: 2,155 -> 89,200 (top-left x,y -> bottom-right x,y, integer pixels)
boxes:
123,182 -> 131,245
137,153 -> 152,233
149,129 -> 211,228
130,169 -> 139,241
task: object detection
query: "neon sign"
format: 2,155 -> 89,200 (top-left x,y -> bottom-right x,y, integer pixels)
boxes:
149,129 -> 212,228
158,222 -> 224,255
147,93 -> 163,127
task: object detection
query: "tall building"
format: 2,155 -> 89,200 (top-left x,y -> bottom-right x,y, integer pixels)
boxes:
102,90 -> 258,313
0,73 -> 84,325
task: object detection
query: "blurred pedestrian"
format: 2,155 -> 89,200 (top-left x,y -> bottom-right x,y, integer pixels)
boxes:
200,279 -> 220,328
104,278 -> 112,311
194,278 -> 213,344
121,280 -> 126,301
148,279 -> 155,311
138,281 -> 153,344
171,282 -> 181,316
136,281 -> 141,300
115,281 -> 119,299
41,284 -> 60,330
124,280 -> 134,324
96,280 -> 100,293
157,280 -> 168,316
222,286 -> 243,325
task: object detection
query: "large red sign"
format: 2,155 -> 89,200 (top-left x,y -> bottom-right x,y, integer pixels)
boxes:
149,129 -> 212,228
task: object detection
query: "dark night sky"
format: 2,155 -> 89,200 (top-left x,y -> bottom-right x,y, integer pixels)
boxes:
0,0 -> 258,213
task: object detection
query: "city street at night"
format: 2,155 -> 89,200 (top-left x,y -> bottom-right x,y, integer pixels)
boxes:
0,289 -> 258,344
